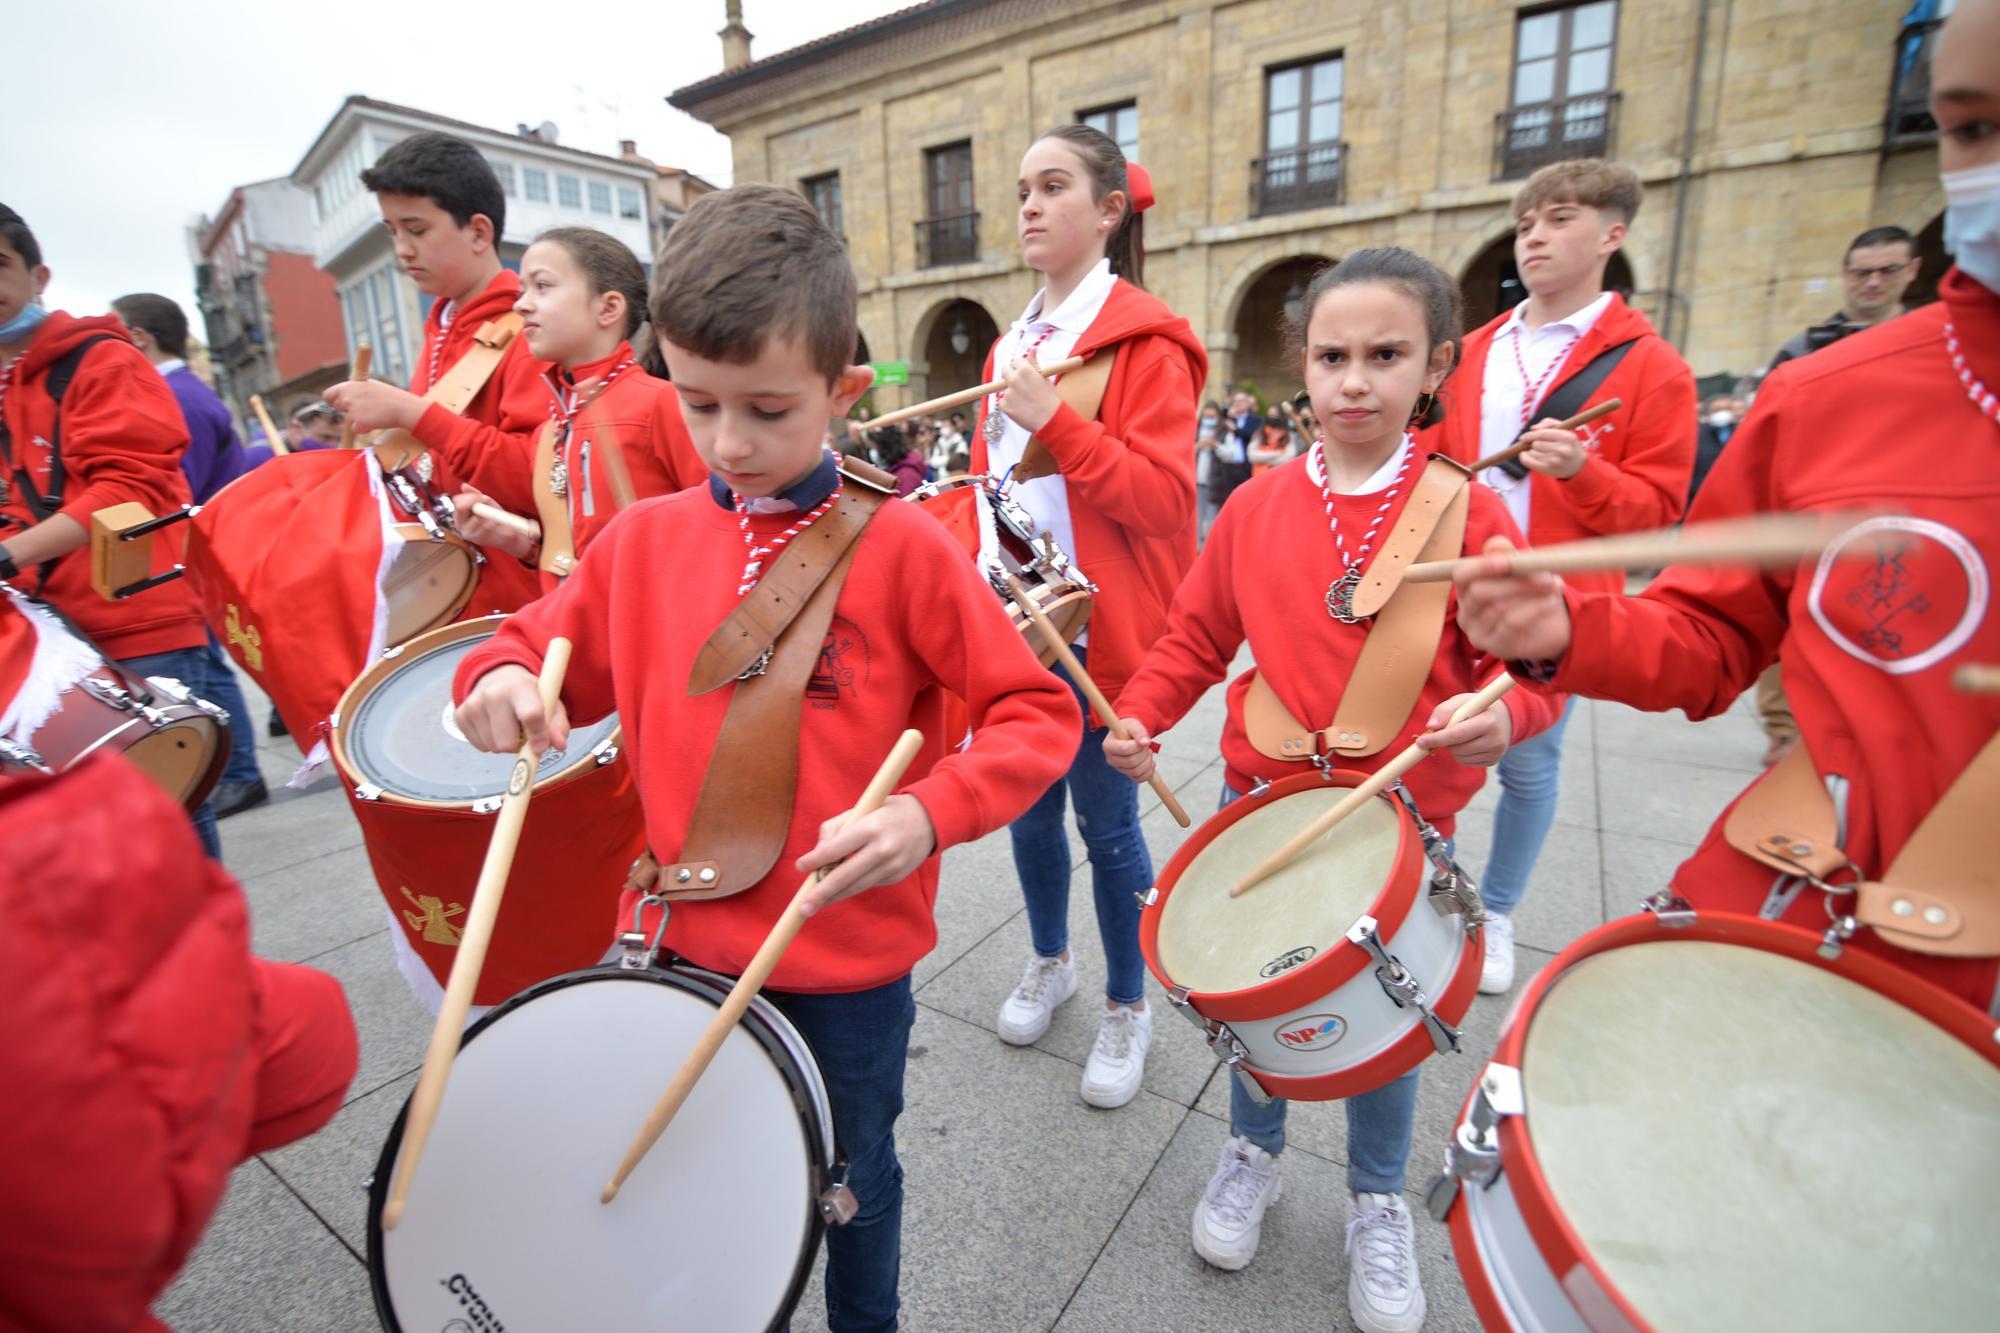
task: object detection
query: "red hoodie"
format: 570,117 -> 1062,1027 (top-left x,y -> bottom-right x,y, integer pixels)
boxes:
972,277 -> 1208,709
1528,268 -> 2000,1011
1429,293 -> 1697,597
453,487 -> 1080,992
1116,453 -> 1565,835
0,313 -> 206,658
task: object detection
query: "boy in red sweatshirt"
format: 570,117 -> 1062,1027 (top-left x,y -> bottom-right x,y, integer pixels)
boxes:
452,184 -> 1077,1331
1430,159 -> 1696,994
1453,0 -> 2000,1017
0,203 -> 224,856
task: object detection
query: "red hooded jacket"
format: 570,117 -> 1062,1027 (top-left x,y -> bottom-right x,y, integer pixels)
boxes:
972,278 -> 1208,708
0,313 -> 206,659
1429,293 -> 1697,596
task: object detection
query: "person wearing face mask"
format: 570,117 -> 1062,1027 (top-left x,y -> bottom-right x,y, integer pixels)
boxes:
1450,0 -> 2000,1014
1767,225 -> 1922,374
1689,392 -> 1743,504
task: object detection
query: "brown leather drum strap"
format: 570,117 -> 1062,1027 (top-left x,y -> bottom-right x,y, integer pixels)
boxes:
1722,743 -> 1852,881
1351,454 -> 1474,620
531,422 -> 576,580
370,313 -> 526,470
1010,347 -> 1117,483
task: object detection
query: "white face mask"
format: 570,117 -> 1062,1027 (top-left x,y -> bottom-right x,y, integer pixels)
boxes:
1943,160 -> 2000,295
1707,410 -> 1736,429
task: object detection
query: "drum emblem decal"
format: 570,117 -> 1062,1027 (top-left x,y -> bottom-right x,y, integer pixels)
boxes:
508,755 -> 532,795
1808,515 -> 1988,675
223,603 -> 264,672
1260,946 -> 1317,978
401,885 -> 466,945
1275,1013 -> 1347,1051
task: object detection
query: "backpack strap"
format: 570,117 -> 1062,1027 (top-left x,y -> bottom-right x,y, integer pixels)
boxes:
0,334 -> 118,525
1496,335 -> 1640,480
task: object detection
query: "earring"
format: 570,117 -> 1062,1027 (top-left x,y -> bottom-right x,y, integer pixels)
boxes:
1408,390 -> 1436,428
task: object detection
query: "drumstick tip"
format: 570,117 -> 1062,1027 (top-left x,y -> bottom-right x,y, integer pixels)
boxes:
600,1180 -> 621,1205
381,1197 -> 404,1230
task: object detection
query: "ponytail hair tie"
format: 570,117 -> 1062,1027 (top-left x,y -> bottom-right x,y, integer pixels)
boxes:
1125,162 -> 1155,213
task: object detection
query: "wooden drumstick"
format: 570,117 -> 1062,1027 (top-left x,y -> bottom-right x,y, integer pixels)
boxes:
471,502 -> 541,542
1401,511 -> 1859,584
1002,574 -> 1192,829
1955,664 -> 2000,694
600,728 -> 926,1206
381,637 -> 574,1232
249,394 -> 290,457
1231,673 -> 1516,899
340,342 -> 372,449
1470,398 -> 1622,473
865,354 -> 1091,431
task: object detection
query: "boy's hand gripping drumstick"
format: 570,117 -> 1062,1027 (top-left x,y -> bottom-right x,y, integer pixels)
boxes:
1469,398 -> 1621,473
380,637 -> 573,1231
1230,674 -> 1516,899
1002,574 -> 1191,828
339,342 -> 371,449
470,501 -> 541,542
600,728 -> 926,1206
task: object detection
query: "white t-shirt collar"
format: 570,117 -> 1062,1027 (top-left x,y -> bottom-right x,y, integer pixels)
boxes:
1500,290 -> 1615,345
1015,258 -> 1116,337
151,357 -> 187,377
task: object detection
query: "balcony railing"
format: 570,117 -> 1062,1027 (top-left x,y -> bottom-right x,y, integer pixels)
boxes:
916,212 -> 980,269
1885,18 -> 1943,145
1251,142 -> 1347,217
1493,92 -> 1622,181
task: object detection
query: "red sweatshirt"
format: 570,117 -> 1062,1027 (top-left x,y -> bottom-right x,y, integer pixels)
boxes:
1429,294 -> 1697,597
453,487 -> 1080,992
0,313 -> 206,659
1533,268 -> 2000,1011
1117,452 -> 1565,836
972,278 -> 1208,709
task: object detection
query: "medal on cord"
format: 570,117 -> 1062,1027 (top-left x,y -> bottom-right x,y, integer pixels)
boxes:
1312,436 -> 1416,623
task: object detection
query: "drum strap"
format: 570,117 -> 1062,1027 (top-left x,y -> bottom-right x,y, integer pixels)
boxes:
1010,347 -> 1117,483
530,420 -> 575,578
659,460 -> 898,901
1725,734 -> 2000,956
1244,456 -> 1472,761
369,314 -> 526,471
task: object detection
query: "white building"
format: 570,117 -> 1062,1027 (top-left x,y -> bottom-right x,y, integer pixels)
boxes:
292,96 -> 658,384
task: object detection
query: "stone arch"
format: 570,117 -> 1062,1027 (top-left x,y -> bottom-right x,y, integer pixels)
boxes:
1225,253 -> 1337,408
1458,229 -> 1635,332
909,295 -> 1001,403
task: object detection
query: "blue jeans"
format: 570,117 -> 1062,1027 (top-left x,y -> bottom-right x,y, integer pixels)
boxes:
1007,645 -> 1152,1005
1218,779 -> 1419,1195
768,975 -> 916,1333
191,631 -> 262,785
118,647 -> 221,860
1479,697 -> 1576,916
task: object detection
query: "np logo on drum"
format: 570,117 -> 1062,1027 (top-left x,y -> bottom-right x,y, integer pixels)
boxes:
1275,1013 -> 1347,1051
439,1272 -> 506,1331
1259,946 -> 1317,978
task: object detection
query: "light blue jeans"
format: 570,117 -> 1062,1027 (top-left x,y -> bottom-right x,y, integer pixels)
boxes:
1478,697 -> 1577,916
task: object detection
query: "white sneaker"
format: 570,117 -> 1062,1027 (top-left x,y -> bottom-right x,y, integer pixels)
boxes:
1479,912 -> 1516,995
996,953 -> 1076,1045
1191,1136 -> 1282,1271
1346,1191 -> 1426,1332
1081,1003 -> 1152,1108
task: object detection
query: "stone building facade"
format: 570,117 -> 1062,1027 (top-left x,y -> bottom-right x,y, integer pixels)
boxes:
670,0 -> 1948,408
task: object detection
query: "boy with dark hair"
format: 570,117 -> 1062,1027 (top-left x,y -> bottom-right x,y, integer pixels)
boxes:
452,183 -> 1078,1330
1431,157 -> 1696,994
0,204 -> 225,855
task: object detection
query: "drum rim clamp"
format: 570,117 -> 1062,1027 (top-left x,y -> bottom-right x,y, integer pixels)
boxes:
1346,914 -> 1463,1055
1423,1062 -> 1523,1221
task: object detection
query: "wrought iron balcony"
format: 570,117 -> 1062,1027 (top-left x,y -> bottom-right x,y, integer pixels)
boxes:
1251,142 -> 1347,217
1493,92 -> 1622,181
1885,18 -> 1943,145
916,212 -> 979,269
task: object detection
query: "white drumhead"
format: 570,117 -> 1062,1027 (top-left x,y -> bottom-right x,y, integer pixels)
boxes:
1157,789 -> 1406,994
376,974 -> 820,1329
1522,939 -> 2000,1328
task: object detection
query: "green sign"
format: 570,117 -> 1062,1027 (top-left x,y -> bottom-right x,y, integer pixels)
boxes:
871,360 -> 910,386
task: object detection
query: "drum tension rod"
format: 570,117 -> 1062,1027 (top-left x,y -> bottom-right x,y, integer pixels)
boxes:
1346,915 -> 1462,1054
1423,1063 -> 1523,1221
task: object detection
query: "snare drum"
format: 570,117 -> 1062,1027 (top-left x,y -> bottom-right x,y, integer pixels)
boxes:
332,616 -> 645,1006
367,958 -> 849,1331
908,474 -> 1094,665
1429,909 -> 2000,1332
1141,772 -> 1483,1101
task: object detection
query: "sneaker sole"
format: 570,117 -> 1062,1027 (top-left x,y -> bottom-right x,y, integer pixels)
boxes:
1080,1072 -> 1142,1109
1349,1284 -> 1426,1333
1190,1175 -> 1280,1272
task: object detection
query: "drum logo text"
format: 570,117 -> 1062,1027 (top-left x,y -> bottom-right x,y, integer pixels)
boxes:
402,885 -> 466,946
1260,946 -> 1317,978
1275,1013 -> 1346,1051
224,604 -> 264,673
440,1273 -> 507,1331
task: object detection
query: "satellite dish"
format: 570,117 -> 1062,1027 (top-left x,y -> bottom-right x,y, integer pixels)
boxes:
538,120 -> 559,144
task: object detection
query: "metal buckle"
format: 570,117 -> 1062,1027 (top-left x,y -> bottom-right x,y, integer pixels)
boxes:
1347,915 -> 1461,1054
1424,1063 -> 1523,1220
1642,891 -> 1697,927
736,645 -> 774,681
618,895 -> 670,969
819,1173 -> 860,1225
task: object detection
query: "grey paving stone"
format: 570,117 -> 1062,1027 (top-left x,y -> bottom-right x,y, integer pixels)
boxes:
1600,831 -> 1705,919
1453,813 -> 1607,956
264,1070 -> 417,1257
1594,698 -> 1766,774
306,931 -> 428,1103
218,780 -> 364,883
1458,716 -> 1599,830
916,828 -> 1033,988
153,1160 -> 375,1332
1595,752 -> 1751,846
240,841 -> 393,966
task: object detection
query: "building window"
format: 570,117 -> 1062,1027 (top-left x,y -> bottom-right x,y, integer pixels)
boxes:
918,141 -> 977,268
802,172 -> 843,237
1254,55 -> 1345,216
588,180 -> 612,215
1886,9 -> 1946,143
1496,1 -> 1621,179
490,160 -> 516,196
618,185 -> 644,221
1081,102 -> 1140,163
558,175 -> 582,208
524,167 -> 550,202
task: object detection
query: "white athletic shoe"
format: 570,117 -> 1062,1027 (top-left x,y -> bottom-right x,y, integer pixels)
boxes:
1346,1191 -> 1427,1332
1191,1136 -> 1282,1271
996,953 -> 1077,1045
1479,912 -> 1517,995
1081,1003 -> 1152,1108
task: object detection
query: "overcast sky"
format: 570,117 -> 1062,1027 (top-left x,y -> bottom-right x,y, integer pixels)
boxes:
3,0 -> 890,326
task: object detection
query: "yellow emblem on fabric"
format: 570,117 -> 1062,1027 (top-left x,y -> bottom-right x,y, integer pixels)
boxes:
224,603 -> 264,673
400,885 -> 466,946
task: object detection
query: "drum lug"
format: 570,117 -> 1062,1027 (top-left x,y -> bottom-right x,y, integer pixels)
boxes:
594,741 -> 620,766
0,738 -> 50,772
471,794 -> 505,814
819,1177 -> 860,1226
1642,890 -> 1697,928
1346,915 -> 1461,1055
1424,1063 -> 1522,1221
353,782 -> 384,802
1427,867 -> 1488,931
1135,886 -> 1159,909
1162,984 -> 1214,1037
1227,1057 -> 1274,1109
81,675 -> 138,712
1246,776 -> 1272,799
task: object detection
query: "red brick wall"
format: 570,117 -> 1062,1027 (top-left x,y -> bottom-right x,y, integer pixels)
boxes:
264,250 -> 346,380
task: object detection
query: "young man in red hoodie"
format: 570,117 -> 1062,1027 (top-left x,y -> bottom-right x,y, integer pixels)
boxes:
0,203 -> 226,856
1452,0 -> 2000,1018
452,184 -> 1078,1332
1431,159 -> 1696,994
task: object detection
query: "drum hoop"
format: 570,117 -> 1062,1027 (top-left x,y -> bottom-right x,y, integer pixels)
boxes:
50,673 -> 228,810
1140,769 -> 1426,1016
364,963 -> 834,1333
1472,910 -> 2000,1333
330,614 -> 623,810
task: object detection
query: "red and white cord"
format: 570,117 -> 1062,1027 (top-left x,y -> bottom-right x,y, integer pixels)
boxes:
733,465 -> 843,597
1309,435 -> 1416,572
1945,320 -> 2000,425
1509,322 -> 1581,429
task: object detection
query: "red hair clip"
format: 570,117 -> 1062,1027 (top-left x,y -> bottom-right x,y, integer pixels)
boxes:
1125,162 -> 1155,213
